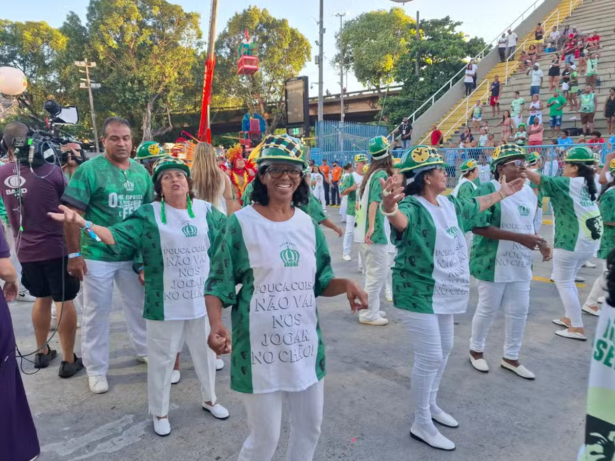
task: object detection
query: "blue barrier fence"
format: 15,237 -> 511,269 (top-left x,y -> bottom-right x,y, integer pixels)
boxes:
315,121 -> 388,154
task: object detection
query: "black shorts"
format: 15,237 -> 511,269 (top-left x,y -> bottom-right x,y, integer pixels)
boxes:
21,257 -> 80,302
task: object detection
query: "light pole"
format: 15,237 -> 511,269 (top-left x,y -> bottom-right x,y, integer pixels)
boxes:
75,60 -> 101,154
317,0 -> 325,148
335,13 -> 346,124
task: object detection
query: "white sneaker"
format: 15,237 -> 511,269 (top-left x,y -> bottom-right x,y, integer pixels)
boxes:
359,317 -> 389,326
500,360 -> 536,380
469,354 -> 489,373
89,375 -> 109,394
598,296 -> 605,304
583,261 -> 597,268
342,254 -> 352,261
171,369 -> 181,384
215,358 -> 224,371
203,402 -> 230,420
432,411 -> 459,428
136,356 -> 148,364
410,424 -> 455,451
378,311 -> 387,318
153,416 -> 171,436
16,291 -> 36,302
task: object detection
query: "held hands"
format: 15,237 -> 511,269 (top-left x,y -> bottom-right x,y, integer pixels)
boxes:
539,242 -> 553,261
208,322 -> 232,355
3,281 -> 18,302
345,280 -> 368,313
517,233 -> 547,250
334,225 -> 343,238
498,175 -> 525,198
48,205 -> 87,227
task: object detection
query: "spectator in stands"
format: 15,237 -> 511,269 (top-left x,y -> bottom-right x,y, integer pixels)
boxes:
514,123 -> 528,146
548,26 -> 561,50
577,135 -> 587,145
576,38 -> 588,75
478,155 -> 491,183
563,37 -> 576,66
569,65 -> 580,111
547,90 -> 567,138
527,94 -> 544,126
528,64 -> 544,97
527,44 -> 539,66
578,85 -> 597,136
534,23 -> 545,53
498,33 -> 508,62
528,117 -> 545,146
588,131 -> 605,152
499,110 -> 516,143
485,133 -> 496,149
586,52 -> 600,88
330,160 -> 342,207
605,87 -> 615,136
561,62 -> 572,97
472,100 -> 483,131
548,54 -> 561,91
511,92 -> 526,128
320,158 -> 331,206
464,62 -> 477,96
557,129 -> 574,149
490,76 -> 501,117
588,31 -> 600,50
518,51 -> 531,72
430,125 -> 443,147
460,126 -> 474,147
400,117 -> 413,149
478,127 -> 488,147
507,29 -> 518,59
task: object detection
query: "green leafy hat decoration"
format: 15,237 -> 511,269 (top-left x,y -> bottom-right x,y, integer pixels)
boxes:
564,146 -> 595,165
368,136 -> 391,160
396,145 -> 448,174
527,151 -> 541,166
460,159 -> 478,173
354,153 -> 368,164
490,143 -> 526,172
609,158 -> 615,173
257,134 -> 306,168
136,141 -> 168,161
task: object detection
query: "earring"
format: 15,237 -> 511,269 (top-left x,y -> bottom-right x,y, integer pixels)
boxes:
426,181 -> 431,185
160,196 -> 167,225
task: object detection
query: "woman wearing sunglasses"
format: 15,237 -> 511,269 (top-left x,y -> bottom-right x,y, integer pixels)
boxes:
468,145 -> 552,381
205,134 -> 367,461
379,145 -> 525,451
525,146 -> 603,341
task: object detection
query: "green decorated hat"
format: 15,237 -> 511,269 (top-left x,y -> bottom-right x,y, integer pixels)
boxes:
564,146 -> 594,164
396,145 -> 448,174
460,159 -> 478,173
609,159 -> 615,173
599,162 -> 605,169
368,136 -> 391,160
354,153 -> 368,164
136,141 -> 167,161
257,134 -> 306,167
490,143 -> 526,172
527,151 -> 541,166
518,123 -> 527,128
152,157 -> 191,183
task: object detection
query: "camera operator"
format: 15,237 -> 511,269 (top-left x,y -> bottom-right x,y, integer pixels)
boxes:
62,117 -> 153,395
0,122 -> 83,378
61,142 -> 83,179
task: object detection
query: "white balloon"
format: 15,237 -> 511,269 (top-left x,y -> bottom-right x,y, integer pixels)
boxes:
390,0 -> 413,3
0,67 -> 28,96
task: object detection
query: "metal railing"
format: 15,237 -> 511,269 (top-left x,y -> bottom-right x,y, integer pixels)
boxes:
390,0 -> 585,136
418,79 -> 491,145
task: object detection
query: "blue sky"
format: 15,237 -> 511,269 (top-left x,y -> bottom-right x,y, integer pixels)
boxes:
3,0 -> 538,96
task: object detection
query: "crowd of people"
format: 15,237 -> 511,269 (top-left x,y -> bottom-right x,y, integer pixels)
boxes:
2,112 -> 614,460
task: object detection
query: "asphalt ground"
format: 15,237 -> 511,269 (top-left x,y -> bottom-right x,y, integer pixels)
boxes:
11,209 -> 595,461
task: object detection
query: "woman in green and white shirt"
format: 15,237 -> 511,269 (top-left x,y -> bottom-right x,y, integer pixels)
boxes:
49,158 -> 229,437
469,145 -> 552,380
205,134 -> 367,461
525,146 -> 603,341
354,136 -> 395,326
340,153 -> 367,264
380,145 -> 525,451
452,159 -> 480,249
582,158 -> 615,316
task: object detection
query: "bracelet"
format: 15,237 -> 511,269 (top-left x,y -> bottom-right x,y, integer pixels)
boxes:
498,190 -> 507,200
81,220 -> 102,242
379,202 -> 398,216
68,252 -> 81,259
138,265 -> 144,272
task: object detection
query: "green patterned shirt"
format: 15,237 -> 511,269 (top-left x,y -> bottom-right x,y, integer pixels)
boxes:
598,187 -> 615,259
62,156 -> 154,261
339,172 -> 363,217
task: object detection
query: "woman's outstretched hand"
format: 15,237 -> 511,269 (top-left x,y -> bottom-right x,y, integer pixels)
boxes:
380,177 -> 405,213
499,175 -> 526,197
48,205 -> 86,227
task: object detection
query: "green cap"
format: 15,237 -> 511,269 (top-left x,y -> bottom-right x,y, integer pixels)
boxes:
257,134 -> 306,168
396,145 -> 448,174
564,146 -> 595,164
518,123 -> 527,128
354,153 -> 368,164
152,157 -> 191,183
460,159 -> 478,173
599,162 -> 605,169
368,136 -> 391,160
527,151 -> 541,166
136,141 -> 167,161
490,143 -> 527,172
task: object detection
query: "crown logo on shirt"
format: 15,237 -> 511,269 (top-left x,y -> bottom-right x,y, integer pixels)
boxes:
280,243 -> 300,267
446,226 -> 459,237
182,223 -> 198,238
518,205 -> 530,217
124,180 -> 135,192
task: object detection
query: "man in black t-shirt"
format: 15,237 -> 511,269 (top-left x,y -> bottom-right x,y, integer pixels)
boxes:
400,118 -> 413,149
490,76 -> 502,116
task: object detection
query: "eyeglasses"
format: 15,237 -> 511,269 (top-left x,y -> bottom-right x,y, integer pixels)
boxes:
502,159 -> 528,168
266,167 -> 302,179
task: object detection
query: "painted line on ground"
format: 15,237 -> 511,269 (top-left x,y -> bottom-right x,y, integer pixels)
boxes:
532,275 -> 586,288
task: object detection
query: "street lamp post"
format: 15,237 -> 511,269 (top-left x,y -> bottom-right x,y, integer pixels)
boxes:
75,60 -> 101,154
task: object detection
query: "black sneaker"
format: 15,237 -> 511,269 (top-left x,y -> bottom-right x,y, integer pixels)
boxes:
34,347 -> 57,368
59,354 -> 84,378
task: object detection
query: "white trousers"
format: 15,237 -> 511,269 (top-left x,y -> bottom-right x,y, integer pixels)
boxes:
360,243 -> 389,321
585,260 -> 607,307
340,196 -> 347,221
386,249 -> 396,298
400,311 -> 454,434
81,259 -> 147,376
552,249 -> 594,328
534,207 -> 543,234
343,215 -> 355,257
238,380 -> 324,461
470,280 -> 530,360
146,316 -> 216,416
313,187 -> 326,210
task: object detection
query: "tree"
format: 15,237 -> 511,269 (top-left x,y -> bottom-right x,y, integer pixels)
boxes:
334,8 -> 416,92
213,7 -> 311,132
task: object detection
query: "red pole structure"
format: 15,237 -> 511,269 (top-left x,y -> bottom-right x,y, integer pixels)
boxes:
198,0 -> 219,142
